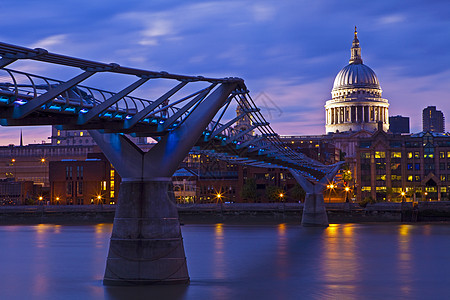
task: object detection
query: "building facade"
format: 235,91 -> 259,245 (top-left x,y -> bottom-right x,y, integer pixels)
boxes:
356,129 -> 450,202
423,106 -> 445,133
49,156 -> 120,205
0,144 -> 95,187
50,126 -> 148,146
325,28 -> 389,133
389,115 -> 410,134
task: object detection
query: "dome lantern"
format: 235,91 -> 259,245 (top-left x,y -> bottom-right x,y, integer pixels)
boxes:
349,26 -> 363,64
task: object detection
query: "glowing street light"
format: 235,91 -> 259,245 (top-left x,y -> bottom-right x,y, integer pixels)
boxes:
344,186 -> 350,203
327,184 -> 335,203
279,193 -> 284,202
401,191 -> 406,202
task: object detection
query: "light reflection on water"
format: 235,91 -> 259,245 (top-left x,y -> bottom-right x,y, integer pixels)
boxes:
0,223 -> 450,299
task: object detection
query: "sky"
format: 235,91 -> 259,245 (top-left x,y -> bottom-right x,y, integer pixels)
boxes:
0,0 -> 449,145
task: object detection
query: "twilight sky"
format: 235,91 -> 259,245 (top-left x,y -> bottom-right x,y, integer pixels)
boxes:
0,0 -> 449,145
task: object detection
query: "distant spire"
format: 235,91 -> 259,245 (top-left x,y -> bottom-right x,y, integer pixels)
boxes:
349,26 -> 363,64
20,129 -> 23,147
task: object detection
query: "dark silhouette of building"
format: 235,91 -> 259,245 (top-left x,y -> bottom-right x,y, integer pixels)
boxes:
423,106 -> 445,133
389,115 -> 410,133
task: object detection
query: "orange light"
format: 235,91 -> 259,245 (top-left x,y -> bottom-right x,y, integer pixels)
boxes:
56,197 -> 60,201
97,195 -> 102,200
279,193 -> 284,198
11,158 -> 15,163
401,192 -> 405,196
39,196 -> 43,201
345,187 -> 350,192
41,158 -> 45,163
216,194 -> 222,199
330,184 -> 335,189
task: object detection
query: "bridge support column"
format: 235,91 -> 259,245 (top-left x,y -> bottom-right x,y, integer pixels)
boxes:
302,192 -> 328,227
103,179 -> 189,285
290,164 -> 342,227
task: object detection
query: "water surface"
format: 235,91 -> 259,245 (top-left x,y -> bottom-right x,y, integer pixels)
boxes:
0,223 -> 449,299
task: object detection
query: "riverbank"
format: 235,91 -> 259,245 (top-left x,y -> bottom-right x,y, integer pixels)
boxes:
1,202 -> 450,224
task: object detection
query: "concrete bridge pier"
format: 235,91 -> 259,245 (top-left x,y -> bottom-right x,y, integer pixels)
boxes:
89,83 -> 237,285
302,191 -> 329,227
103,179 -> 189,285
290,164 -> 342,227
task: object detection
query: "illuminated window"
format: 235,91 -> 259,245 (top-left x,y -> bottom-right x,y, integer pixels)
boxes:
57,130 -> 60,136
440,175 -> 446,181
391,175 -> 401,181
440,152 -> 445,159
80,132 -> 84,137
414,152 -> 420,159
375,151 -> 385,159
361,186 -> 371,192
110,169 -> 115,198
360,152 -> 370,159
57,140 -> 61,144
441,187 -> 447,193
407,175 -> 413,182
376,175 -> 386,181
407,152 -> 413,159
391,152 -> 401,158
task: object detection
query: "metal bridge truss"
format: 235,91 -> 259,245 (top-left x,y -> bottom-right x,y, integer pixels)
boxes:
0,41 -> 338,183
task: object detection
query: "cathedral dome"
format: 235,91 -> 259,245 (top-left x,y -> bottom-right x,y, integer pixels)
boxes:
325,27 -> 389,134
332,63 -> 380,91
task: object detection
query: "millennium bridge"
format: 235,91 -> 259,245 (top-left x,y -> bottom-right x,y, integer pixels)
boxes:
0,42 -> 341,285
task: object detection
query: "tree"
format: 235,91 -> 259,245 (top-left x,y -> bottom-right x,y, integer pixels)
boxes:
241,178 -> 258,202
265,185 -> 285,202
289,184 -> 306,202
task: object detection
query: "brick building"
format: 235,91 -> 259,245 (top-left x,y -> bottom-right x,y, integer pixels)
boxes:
356,129 -> 450,202
49,154 -> 120,205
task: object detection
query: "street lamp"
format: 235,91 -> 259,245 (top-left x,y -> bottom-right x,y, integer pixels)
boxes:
215,193 -> 223,204
401,191 -> 406,202
327,184 -> 335,203
279,193 -> 284,202
345,186 -> 350,203
97,195 -> 102,204
40,158 -> 47,187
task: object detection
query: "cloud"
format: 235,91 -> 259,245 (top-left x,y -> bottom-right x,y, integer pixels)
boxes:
30,34 -> 68,49
377,14 -> 406,25
251,4 -> 276,22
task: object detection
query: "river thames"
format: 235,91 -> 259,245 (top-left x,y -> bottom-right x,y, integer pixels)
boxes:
0,222 -> 449,300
